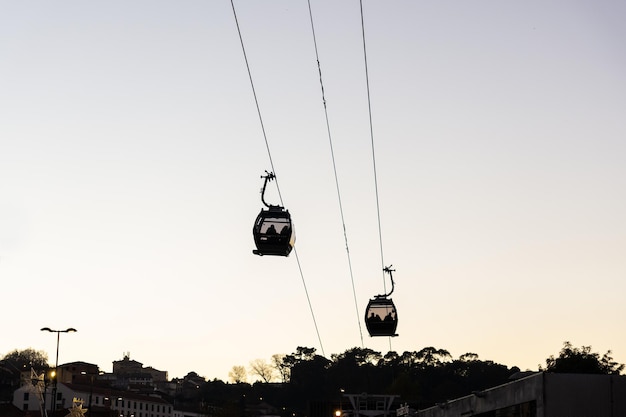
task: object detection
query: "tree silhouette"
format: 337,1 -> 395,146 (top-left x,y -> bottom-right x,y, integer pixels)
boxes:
1,348 -> 49,371
0,348 -> 49,402
249,358 -> 275,383
417,347 -> 452,367
542,341 -> 624,374
228,365 -> 248,383
271,354 -> 290,383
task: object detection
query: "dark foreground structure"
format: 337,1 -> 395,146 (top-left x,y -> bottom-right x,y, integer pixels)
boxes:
416,372 -> 626,417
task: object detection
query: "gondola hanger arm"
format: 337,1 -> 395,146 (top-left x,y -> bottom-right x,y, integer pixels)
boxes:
260,171 -> 278,209
376,265 -> 395,298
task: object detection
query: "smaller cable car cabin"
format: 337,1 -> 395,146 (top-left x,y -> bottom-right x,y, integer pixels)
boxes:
252,172 -> 295,257
365,266 -> 398,337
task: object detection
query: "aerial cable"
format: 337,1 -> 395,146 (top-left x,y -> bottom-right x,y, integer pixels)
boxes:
306,0 -> 365,348
230,0 -> 279,197
359,0 -> 386,287
293,248 -> 325,357
359,0 -> 393,349
230,0 -> 325,357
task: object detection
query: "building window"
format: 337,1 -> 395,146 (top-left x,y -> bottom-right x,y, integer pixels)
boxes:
23,392 -> 29,401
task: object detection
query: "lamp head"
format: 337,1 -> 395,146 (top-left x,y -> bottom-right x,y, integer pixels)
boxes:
40,327 -> 77,333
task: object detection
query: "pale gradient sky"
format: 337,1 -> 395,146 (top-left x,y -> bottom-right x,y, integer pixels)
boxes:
1,0 -> 625,382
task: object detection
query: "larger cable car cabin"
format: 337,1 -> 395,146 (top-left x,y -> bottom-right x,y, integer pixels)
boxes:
365,297 -> 398,337
365,266 -> 398,337
252,172 -> 295,256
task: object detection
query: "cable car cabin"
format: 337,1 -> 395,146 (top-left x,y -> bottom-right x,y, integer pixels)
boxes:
365,297 -> 398,337
252,206 -> 295,256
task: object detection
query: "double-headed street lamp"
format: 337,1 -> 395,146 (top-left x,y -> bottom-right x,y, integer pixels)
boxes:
41,327 -> 77,412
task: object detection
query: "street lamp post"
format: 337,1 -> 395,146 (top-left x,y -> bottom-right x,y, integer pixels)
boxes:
41,327 -> 77,412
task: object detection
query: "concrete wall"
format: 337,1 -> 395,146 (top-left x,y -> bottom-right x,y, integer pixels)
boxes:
417,373 -> 626,417
417,373 -> 544,417
613,376 -> 626,416
544,373 -> 626,417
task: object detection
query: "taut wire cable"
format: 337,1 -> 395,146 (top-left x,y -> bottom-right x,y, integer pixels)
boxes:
306,0 -> 365,347
359,0 -> 392,350
359,0 -> 386,289
230,0 -> 325,357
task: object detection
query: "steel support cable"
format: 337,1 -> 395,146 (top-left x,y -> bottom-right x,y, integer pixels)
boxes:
359,0 -> 392,350
230,1 -> 277,189
230,0 -> 325,357
359,1 -> 386,286
306,0 -> 365,348
292,248 -> 325,357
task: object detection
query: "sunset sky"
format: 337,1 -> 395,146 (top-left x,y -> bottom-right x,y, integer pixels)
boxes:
1,0 -> 625,382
